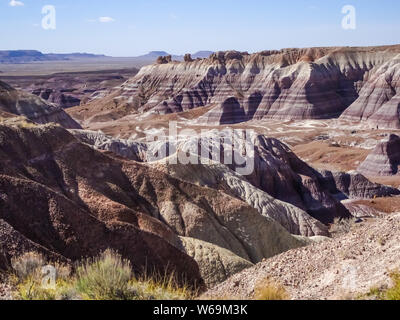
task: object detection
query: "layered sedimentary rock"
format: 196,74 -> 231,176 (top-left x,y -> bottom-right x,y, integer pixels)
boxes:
73,129 -> 328,236
32,88 -> 81,109
72,45 -> 400,128
357,134 -> 400,176
160,159 -> 329,237
72,129 -> 350,225
0,81 -> 81,129
0,121 -> 310,287
340,54 -> 400,128
319,170 -> 400,199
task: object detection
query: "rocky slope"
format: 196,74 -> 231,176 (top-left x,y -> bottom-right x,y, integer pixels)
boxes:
0,81 -> 81,129
0,120 -> 311,287
358,134 -> 400,176
204,213 -> 400,300
71,45 -> 400,128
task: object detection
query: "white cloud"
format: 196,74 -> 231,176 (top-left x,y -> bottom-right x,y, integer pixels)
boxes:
98,17 -> 115,23
9,0 -> 24,7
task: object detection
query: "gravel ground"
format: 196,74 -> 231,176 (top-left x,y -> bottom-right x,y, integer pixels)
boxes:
0,283 -> 13,300
204,213 -> 400,300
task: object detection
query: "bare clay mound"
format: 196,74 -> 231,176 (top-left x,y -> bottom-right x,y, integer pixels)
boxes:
205,213 -> 400,300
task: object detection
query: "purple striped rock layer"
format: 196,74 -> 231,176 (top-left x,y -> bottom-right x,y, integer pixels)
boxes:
89,45 -> 400,128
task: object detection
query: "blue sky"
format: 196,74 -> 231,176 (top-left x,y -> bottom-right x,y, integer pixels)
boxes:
1,0 -> 399,56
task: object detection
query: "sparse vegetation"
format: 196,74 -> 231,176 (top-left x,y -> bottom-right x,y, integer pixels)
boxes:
364,271 -> 400,300
75,250 -> 133,300
11,252 -> 44,280
386,271 -> 400,300
5,250 -> 191,301
254,278 -> 290,300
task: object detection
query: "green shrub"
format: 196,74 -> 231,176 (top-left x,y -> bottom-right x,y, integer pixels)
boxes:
75,250 -> 133,300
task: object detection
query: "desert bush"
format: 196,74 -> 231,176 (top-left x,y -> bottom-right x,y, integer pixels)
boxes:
11,252 -> 44,280
254,278 -> 290,300
8,250 -> 193,300
75,249 -> 133,300
9,251 -> 76,300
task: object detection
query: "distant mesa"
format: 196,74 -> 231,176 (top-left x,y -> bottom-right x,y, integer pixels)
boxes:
192,51 -> 214,59
0,50 -> 106,63
0,49 -> 215,65
146,51 -> 170,57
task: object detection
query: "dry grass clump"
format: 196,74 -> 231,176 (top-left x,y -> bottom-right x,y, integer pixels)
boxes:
364,271 -> 400,300
9,252 -> 74,300
76,250 -> 133,300
7,250 -> 191,301
386,271 -> 400,300
11,252 -> 45,280
253,278 -> 290,300
132,271 -> 193,300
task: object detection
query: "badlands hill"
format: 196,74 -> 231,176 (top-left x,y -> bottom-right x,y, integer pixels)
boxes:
0,80 -> 81,129
2,119 -> 329,287
1,117 -> 397,289
1,45 -> 400,299
69,45 -> 400,129
1,68 -> 139,109
358,134 -> 400,176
